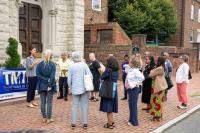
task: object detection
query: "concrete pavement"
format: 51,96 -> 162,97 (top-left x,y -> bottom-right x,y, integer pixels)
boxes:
163,109 -> 200,133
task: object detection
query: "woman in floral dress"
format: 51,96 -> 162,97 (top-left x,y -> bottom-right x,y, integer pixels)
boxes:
149,56 -> 168,122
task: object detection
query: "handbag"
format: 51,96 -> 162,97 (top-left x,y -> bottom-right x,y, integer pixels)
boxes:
188,70 -> 192,80
153,75 -> 168,93
165,76 -> 173,90
84,70 -> 94,91
99,71 -> 116,99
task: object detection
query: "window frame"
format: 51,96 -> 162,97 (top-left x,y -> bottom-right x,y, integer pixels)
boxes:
92,0 -> 101,11
189,30 -> 194,43
191,4 -> 195,20
198,9 -> 200,23
97,29 -> 113,44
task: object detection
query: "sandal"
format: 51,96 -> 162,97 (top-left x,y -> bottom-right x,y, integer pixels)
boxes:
92,98 -> 99,102
95,98 -> 99,101
89,97 -> 94,101
151,117 -> 156,122
155,117 -> 161,122
112,122 -> 115,127
103,123 -> 114,129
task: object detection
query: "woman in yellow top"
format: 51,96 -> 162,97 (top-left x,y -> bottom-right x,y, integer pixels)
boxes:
57,52 -> 71,101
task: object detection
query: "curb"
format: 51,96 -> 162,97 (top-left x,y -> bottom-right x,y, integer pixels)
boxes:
0,95 -> 39,107
149,105 -> 200,133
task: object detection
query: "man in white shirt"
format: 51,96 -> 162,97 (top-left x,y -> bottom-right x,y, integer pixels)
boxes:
176,55 -> 190,109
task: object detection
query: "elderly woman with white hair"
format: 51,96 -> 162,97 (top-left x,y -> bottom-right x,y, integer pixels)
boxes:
68,51 -> 93,129
36,49 -> 57,124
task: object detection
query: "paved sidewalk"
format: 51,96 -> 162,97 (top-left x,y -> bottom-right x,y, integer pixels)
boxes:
0,73 -> 200,133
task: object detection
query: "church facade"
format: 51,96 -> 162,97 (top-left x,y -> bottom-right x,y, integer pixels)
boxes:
0,0 -> 84,63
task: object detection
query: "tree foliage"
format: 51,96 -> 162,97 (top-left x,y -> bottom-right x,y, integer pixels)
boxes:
109,0 -> 178,42
5,37 -> 21,68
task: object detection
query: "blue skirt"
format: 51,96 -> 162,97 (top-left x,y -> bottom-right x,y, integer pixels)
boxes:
100,89 -> 118,113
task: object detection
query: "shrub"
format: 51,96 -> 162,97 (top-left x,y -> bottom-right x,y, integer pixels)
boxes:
5,37 -> 21,68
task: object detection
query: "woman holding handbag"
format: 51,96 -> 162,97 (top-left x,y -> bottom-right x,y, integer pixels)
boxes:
68,52 -> 93,129
176,55 -> 190,109
149,56 -> 168,122
99,56 -> 119,129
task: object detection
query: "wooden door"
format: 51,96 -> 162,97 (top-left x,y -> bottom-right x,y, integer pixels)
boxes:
19,2 -> 42,57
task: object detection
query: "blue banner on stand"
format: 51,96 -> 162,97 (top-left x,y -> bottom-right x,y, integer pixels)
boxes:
0,68 -> 27,100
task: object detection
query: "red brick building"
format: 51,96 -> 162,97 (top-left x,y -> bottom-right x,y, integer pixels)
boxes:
84,0 -> 131,45
170,0 -> 200,48
84,0 -> 108,24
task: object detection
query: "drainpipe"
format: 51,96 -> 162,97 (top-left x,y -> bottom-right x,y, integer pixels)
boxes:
180,0 -> 185,48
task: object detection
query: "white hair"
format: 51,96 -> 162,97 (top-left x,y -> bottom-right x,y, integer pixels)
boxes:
44,49 -> 52,62
72,51 -> 82,62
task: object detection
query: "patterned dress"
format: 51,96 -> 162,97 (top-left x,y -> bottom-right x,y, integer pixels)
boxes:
150,80 -> 165,118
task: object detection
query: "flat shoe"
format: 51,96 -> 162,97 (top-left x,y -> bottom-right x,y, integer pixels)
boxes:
32,102 -> 38,106
42,118 -> 47,123
27,104 -> 36,108
142,108 -> 149,111
46,119 -> 54,124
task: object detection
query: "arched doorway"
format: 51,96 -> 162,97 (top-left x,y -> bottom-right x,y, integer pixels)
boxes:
19,2 -> 42,57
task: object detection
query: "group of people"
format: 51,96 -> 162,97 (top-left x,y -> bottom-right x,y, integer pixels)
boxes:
121,51 -> 190,124
25,46 -> 191,129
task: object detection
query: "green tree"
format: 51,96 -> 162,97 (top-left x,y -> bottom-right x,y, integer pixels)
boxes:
5,37 -> 21,68
109,0 -> 178,43
114,4 -> 148,36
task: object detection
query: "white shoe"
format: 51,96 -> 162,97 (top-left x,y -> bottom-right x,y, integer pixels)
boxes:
177,105 -> 187,109
127,122 -> 132,126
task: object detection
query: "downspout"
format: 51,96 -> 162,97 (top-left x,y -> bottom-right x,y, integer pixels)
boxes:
180,0 -> 185,47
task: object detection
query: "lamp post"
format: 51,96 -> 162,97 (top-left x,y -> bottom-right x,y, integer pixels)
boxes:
192,42 -> 200,72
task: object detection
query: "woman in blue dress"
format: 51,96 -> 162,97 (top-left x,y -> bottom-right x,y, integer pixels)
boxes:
100,56 -> 119,129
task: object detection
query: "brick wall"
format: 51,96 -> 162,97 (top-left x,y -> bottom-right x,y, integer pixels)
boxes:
170,0 -> 200,48
168,0 -> 183,47
132,34 -> 200,73
84,22 -> 132,44
84,43 -> 132,79
84,0 -> 108,24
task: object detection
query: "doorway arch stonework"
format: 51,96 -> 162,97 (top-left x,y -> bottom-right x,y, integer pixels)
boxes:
20,0 -> 84,58
0,0 -> 84,63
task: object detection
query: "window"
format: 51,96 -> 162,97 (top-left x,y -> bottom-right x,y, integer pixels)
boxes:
191,5 -> 194,20
92,0 -> 101,11
84,30 -> 91,44
198,9 -> 200,22
189,30 -> 194,42
197,30 -> 200,42
97,29 -> 112,43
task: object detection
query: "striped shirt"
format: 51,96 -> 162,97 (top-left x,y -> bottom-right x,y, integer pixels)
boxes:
68,62 -> 93,95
